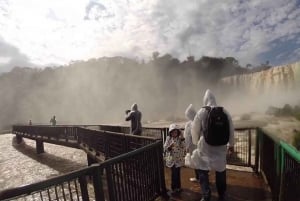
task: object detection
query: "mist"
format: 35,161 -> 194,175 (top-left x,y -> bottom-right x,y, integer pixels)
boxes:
218,62 -> 300,117
0,57 -> 299,130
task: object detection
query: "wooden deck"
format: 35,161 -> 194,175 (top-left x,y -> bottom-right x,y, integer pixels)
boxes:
159,167 -> 271,201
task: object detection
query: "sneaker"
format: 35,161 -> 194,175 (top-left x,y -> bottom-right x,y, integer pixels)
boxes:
189,177 -> 199,182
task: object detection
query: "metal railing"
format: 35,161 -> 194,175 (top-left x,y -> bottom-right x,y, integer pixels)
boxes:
258,128 -> 300,201
77,127 -> 158,160
7,124 -> 300,200
0,164 -> 99,201
98,124 -> 168,140
100,125 -> 259,170
228,128 -> 258,170
13,125 -> 79,148
0,141 -> 166,201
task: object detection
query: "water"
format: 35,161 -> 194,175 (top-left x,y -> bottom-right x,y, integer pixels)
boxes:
0,134 -> 87,191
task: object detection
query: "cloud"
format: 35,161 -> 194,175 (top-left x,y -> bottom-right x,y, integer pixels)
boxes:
0,37 -> 33,73
0,0 -> 299,69
151,0 -> 300,65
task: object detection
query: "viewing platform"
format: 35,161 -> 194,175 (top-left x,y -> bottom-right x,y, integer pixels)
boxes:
162,167 -> 270,201
0,124 -> 299,201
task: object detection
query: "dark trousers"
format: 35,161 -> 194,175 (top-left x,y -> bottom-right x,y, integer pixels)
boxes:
198,169 -> 226,200
171,166 -> 181,190
194,169 -> 200,180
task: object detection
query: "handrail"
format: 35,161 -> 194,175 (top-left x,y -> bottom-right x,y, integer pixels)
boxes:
0,141 -> 166,201
280,141 -> 300,162
100,140 -> 162,166
0,164 -> 99,201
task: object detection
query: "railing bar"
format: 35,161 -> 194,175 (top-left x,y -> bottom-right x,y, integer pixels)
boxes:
73,178 -> 80,201
127,157 -> 135,200
119,162 -> 126,200
119,161 -> 127,201
54,185 -> 59,200
47,188 -> 51,200
124,159 -> 132,201
78,176 -> 89,201
145,150 -> 151,199
68,181 -> 73,201
61,183 -> 67,200
39,191 -> 43,200
137,154 -> 143,201
118,162 -> 124,200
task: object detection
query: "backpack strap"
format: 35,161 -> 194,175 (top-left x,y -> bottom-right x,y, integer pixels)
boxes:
202,106 -> 211,111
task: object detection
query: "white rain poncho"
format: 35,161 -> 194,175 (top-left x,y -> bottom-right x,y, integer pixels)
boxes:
191,89 -> 234,172
184,104 -> 197,153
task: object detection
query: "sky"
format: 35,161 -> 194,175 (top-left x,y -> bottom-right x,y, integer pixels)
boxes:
0,0 -> 300,73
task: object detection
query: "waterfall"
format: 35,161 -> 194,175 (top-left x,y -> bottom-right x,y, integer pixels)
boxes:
219,62 -> 300,114
221,62 -> 300,95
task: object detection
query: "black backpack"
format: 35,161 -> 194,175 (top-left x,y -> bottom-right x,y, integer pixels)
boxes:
202,106 -> 230,146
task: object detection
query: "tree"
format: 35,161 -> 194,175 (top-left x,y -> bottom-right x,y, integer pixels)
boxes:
246,64 -> 252,69
225,57 -> 239,66
152,51 -> 160,60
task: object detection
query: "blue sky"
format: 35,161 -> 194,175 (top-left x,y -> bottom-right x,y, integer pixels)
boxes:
0,0 -> 299,73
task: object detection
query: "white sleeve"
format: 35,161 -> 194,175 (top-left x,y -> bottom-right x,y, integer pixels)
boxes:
184,122 -> 192,149
191,111 -> 202,145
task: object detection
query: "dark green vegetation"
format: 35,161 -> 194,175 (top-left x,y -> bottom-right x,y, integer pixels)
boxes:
266,104 -> 300,121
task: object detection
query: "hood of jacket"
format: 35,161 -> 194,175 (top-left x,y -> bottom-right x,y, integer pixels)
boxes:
185,104 -> 196,121
203,89 -> 217,107
131,103 -> 138,111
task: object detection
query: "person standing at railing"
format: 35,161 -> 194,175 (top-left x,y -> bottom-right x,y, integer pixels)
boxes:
50,115 -> 57,126
125,103 -> 142,135
191,89 -> 234,201
164,123 -> 185,194
183,104 -> 200,182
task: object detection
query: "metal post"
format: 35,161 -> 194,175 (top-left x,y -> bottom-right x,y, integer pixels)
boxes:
36,140 -> 44,154
248,129 -> 252,167
16,135 -> 23,144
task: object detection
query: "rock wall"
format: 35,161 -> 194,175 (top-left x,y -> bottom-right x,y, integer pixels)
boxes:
221,62 -> 300,95
218,62 -> 300,115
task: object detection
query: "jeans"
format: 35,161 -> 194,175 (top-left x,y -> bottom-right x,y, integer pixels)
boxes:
198,169 -> 226,200
171,165 -> 181,190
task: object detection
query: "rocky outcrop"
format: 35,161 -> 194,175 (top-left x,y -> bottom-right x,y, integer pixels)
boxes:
220,62 -> 300,95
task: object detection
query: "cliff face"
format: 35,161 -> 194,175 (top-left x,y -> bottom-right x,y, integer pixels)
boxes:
218,62 -> 300,115
221,62 -> 300,95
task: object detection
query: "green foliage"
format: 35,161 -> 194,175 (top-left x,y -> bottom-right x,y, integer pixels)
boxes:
266,104 -> 300,121
281,104 -> 293,115
292,130 -> 300,150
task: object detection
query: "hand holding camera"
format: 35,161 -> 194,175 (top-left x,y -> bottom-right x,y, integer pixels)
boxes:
125,109 -> 131,114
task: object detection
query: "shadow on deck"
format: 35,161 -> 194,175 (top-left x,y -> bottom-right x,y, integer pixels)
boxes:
159,167 -> 270,201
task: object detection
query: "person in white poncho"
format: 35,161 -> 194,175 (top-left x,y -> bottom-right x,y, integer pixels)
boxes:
183,104 -> 200,182
191,89 -> 234,201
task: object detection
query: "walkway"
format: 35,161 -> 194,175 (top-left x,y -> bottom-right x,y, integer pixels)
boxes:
161,167 -> 271,201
